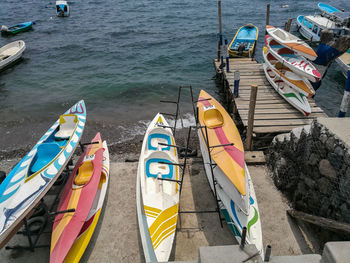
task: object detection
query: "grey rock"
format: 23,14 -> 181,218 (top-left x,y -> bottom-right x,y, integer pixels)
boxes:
320,134 -> 328,144
327,152 -> 343,170
318,177 -> 333,194
325,136 -> 335,152
319,159 -> 337,179
334,146 -> 344,157
344,150 -> 350,165
304,177 -> 316,189
308,153 -> 319,166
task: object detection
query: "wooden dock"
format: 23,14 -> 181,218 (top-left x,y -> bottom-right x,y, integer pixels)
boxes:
214,58 -> 327,135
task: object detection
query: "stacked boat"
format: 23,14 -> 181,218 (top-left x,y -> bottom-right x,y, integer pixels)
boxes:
263,26 -> 320,116
197,90 -> 263,256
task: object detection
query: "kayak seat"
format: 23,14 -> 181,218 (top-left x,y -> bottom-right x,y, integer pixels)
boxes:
55,114 -> 78,140
74,160 -> 94,186
148,133 -> 171,151
203,108 -> 224,128
30,143 -> 61,174
145,158 -> 173,179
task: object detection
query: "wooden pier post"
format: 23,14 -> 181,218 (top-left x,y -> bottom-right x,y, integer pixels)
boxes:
265,3 -> 270,31
217,0 -> 223,61
285,18 -> 293,32
246,85 -> 258,150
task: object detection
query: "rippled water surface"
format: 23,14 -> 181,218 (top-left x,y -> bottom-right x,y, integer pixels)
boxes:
0,0 -> 349,150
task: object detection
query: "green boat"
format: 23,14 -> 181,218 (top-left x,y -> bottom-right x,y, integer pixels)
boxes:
1,21 -> 33,35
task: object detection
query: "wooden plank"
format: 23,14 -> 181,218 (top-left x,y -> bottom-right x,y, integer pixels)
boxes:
235,103 -> 319,110
242,119 -> 312,126
236,100 -> 318,107
253,125 -> 301,133
239,112 -> 326,120
245,151 -> 266,164
239,108 -> 326,114
287,209 -> 350,235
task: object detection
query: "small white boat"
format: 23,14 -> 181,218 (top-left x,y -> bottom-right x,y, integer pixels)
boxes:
266,25 -> 317,61
0,40 -> 25,71
265,35 -> 321,82
336,49 -> 350,78
263,47 -> 315,97
263,63 -> 311,116
56,1 -> 70,17
136,113 -> 179,262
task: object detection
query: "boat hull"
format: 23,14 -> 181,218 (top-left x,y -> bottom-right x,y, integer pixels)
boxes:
228,24 -> 258,58
137,113 -> 179,262
265,35 -> 320,82
263,63 -> 311,116
336,50 -> 350,78
0,40 -> 26,71
1,22 -> 32,35
50,133 -> 104,263
63,141 -> 110,262
197,128 -> 263,257
296,15 -> 320,42
0,101 -> 86,248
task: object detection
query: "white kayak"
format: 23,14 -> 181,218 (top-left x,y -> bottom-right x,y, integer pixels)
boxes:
263,62 -> 311,116
137,113 -> 180,262
265,35 -> 321,82
263,47 -> 315,97
0,40 -> 25,71
266,25 -> 317,61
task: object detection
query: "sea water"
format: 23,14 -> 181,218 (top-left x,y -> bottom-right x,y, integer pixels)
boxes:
0,0 -> 348,151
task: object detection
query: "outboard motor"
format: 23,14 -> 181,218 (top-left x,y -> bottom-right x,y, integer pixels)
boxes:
1,25 -> 9,33
237,43 -> 246,57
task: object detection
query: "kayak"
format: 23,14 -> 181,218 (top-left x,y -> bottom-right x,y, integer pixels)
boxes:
197,90 -> 247,213
50,133 -> 105,263
1,22 -> 33,35
0,100 -> 86,248
136,113 -> 179,262
0,40 -> 26,71
266,25 -> 317,61
265,35 -> 321,82
263,63 -> 311,116
228,24 -> 258,58
263,46 -> 315,97
197,90 -> 263,256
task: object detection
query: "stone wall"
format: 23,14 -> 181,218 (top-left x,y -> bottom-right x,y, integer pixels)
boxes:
267,118 -> 350,224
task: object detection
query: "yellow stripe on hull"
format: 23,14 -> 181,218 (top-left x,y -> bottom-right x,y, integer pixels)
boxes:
148,204 -> 178,249
64,209 -> 102,263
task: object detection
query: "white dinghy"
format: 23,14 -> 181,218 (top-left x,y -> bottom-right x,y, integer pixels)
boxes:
0,40 -> 25,71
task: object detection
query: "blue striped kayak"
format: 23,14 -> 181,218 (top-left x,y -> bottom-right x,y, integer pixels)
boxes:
1,22 -> 33,35
0,100 -> 86,248
228,24 -> 258,58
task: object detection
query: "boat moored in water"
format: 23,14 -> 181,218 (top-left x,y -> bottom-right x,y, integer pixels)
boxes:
228,24 -> 258,58
0,40 -> 26,71
1,22 -> 33,35
56,1 -> 70,17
